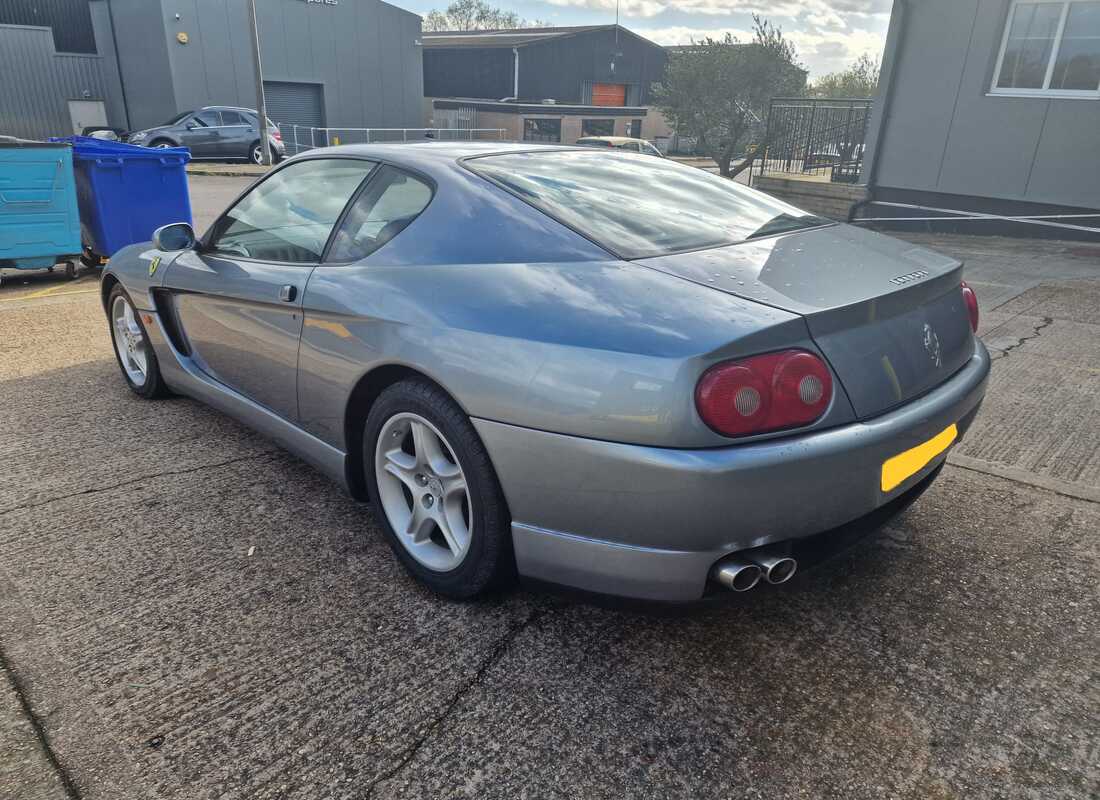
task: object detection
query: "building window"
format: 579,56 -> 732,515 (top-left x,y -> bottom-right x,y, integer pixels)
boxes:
992,1 -> 1100,97
582,119 -> 615,136
629,119 -> 642,138
523,118 -> 562,142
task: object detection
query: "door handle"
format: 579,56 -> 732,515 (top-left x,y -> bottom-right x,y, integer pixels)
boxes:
279,284 -> 297,302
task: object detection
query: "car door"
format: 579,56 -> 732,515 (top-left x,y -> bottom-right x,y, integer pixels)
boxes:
297,165 -> 436,443
180,110 -> 222,158
217,110 -> 252,159
164,157 -> 377,419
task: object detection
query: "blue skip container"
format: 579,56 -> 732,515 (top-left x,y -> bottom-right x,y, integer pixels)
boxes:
0,137 -> 82,272
57,136 -> 192,261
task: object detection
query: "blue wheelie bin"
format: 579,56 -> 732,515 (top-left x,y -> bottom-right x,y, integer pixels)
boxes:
0,137 -> 83,279
57,136 -> 192,264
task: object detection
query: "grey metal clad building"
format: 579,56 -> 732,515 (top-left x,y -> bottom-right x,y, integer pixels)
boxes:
422,26 -> 672,146
862,0 -> 1100,222
0,0 -> 424,140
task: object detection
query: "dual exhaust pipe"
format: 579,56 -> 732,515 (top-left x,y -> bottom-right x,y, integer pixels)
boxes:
711,549 -> 797,592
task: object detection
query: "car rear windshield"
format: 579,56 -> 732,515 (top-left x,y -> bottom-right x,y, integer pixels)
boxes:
467,150 -> 830,259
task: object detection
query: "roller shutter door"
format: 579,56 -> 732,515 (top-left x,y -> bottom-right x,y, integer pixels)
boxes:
263,81 -> 325,130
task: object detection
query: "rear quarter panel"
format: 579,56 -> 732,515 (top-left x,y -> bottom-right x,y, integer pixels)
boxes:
297,258 -> 846,450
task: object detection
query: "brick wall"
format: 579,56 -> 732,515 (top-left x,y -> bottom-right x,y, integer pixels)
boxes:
752,175 -> 866,220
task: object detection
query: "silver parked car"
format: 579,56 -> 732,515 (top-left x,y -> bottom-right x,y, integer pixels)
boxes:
101,143 -> 989,602
126,106 -> 286,163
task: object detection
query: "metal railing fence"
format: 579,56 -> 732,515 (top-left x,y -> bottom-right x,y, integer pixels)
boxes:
280,126 -> 508,156
754,97 -> 873,184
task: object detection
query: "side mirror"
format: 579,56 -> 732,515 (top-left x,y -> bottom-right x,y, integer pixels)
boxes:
152,222 -> 196,252
185,122 -> 197,130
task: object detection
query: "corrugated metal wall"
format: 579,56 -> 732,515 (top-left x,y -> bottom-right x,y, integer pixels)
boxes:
0,25 -> 109,139
0,0 -> 96,52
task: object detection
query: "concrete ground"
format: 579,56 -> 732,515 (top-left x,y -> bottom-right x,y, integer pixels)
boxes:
1,176 -> 1097,799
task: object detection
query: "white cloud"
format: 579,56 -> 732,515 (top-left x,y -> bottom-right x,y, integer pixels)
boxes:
784,25 -> 886,73
544,0 -> 890,20
635,22 -> 886,76
637,25 -> 754,44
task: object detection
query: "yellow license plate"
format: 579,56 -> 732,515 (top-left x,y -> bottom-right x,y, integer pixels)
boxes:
881,424 -> 958,492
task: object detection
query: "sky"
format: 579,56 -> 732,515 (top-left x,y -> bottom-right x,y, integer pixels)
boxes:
400,0 -> 894,78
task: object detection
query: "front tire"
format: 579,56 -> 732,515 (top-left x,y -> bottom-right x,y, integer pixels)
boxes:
108,285 -> 168,399
364,379 -> 513,599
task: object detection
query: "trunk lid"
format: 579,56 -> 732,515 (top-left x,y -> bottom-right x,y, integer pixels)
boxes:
635,224 -> 974,419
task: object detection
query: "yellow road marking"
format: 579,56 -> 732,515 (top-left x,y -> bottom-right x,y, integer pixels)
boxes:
0,285 -> 98,302
881,424 -> 958,492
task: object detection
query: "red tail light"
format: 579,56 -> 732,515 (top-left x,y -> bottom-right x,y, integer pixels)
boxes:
696,350 -> 833,438
272,130 -> 282,141
961,281 -> 979,332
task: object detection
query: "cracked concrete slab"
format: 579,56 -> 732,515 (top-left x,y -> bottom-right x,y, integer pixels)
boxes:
0,665 -> 70,800
1,187 -> 1098,799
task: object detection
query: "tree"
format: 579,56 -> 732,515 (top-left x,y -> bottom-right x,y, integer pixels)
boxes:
808,54 -> 880,98
423,0 -> 547,31
651,16 -> 807,177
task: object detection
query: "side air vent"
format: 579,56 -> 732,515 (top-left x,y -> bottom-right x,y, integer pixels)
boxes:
151,289 -> 192,356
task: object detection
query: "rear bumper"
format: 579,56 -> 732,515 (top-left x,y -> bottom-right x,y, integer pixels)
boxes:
474,340 -> 991,602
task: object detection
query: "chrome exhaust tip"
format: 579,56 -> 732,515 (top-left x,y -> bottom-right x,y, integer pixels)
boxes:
711,560 -> 763,592
750,552 -> 798,584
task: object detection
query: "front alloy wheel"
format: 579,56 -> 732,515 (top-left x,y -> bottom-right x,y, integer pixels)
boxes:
107,285 -> 167,399
111,293 -> 150,387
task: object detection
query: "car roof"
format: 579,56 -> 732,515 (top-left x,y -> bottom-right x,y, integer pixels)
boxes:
576,136 -> 649,145
199,105 -> 256,113
285,141 -> 584,172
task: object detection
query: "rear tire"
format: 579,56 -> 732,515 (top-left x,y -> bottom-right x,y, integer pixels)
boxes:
363,379 -> 514,599
107,285 -> 168,399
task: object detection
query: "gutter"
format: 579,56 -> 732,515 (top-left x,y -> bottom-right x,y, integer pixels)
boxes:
848,0 -> 908,222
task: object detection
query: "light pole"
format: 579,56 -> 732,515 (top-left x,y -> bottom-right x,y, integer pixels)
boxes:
247,0 -> 272,166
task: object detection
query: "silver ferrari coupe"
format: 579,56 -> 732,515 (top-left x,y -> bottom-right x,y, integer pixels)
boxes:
101,143 -> 989,602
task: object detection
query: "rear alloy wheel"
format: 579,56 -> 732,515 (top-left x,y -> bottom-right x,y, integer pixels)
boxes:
365,380 -> 513,598
108,285 -> 167,399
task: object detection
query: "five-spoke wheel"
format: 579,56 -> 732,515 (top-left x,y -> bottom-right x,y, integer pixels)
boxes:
111,293 -> 149,387
375,413 -> 472,572
365,379 -> 513,598
107,285 -> 167,398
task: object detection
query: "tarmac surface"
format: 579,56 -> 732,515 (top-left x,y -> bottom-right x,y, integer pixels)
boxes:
1,176 -> 1098,799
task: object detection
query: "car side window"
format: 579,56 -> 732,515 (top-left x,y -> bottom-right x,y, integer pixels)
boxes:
193,110 -> 219,127
220,110 -> 246,126
206,159 -> 376,264
326,166 -> 433,263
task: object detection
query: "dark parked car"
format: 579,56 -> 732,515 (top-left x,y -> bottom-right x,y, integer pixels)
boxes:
126,106 -> 285,163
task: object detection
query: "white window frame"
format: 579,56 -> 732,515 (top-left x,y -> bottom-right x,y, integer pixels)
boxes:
990,0 -> 1100,99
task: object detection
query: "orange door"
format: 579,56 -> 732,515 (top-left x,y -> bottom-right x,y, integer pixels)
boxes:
591,83 -> 627,106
